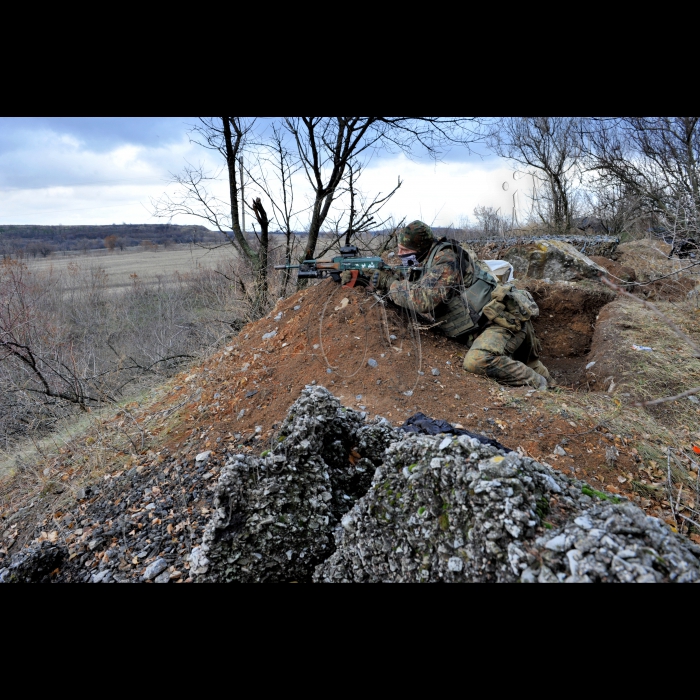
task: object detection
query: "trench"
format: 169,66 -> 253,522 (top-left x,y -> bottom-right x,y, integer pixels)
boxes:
524,281 -> 614,389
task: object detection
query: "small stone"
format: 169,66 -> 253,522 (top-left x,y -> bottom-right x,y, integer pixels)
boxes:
262,330 -> 277,340
154,570 -> 171,583
356,395 -> 362,401
553,445 -> 567,456
688,395 -> 699,404
403,390 -> 413,397
585,361 -> 596,370
454,394 -> 460,400
196,451 -> 212,463
431,368 -> 440,376
274,313 -> 283,321
367,358 -> 378,368
447,557 -> 463,572
439,437 -> 452,450
143,558 -> 168,581
237,409 -> 245,419
91,569 -> 111,583
145,503 -> 156,510
544,534 -> 567,552
293,305 -> 301,311
389,335 -> 397,341
327,368 -> 333,374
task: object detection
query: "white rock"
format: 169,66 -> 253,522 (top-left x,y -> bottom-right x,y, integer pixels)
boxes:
447,557 -> 463,572
196,451 -> 212,463
438,437 -> 452,450
143,558 -> 168,581
544,534 -> 568,552
574,515 -> 594,530
189,546 -> 210,575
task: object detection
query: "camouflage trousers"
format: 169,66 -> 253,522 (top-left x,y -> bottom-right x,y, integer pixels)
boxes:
462,322 -> 551,388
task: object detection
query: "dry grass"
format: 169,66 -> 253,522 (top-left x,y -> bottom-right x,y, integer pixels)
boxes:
25,244 -> 239,292
0,374 -> 199,516
616,239 -> 700,300
540,294 -> 700,534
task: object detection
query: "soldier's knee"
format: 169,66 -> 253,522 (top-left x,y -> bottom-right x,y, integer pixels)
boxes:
463,349 -> 492,376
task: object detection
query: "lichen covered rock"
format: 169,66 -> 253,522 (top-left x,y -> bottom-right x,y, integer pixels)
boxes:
314,432 -> 700,583
503,239 -> 607,281
191,385 -> 399,582
190,387 -> 700,584
513,501 -> 700,583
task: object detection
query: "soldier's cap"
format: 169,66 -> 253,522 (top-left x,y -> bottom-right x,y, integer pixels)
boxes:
397,220 -> 434,252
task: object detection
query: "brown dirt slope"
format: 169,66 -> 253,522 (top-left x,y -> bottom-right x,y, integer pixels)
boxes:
3,278 -> 700,580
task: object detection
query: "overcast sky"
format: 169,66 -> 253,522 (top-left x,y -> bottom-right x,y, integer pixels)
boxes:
0,117 -> 531,229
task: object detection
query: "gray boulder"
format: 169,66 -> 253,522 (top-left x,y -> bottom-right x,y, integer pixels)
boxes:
191,385 -> 398,583
502,239 -> 607,281
514,501 -> 700,583
314,433 -> 700,583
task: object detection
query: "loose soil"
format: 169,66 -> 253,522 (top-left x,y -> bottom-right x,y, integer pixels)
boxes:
132,280 -> 641,504
589,255 -> 636,284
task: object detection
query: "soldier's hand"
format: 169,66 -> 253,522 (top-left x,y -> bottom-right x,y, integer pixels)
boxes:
375,269 -> 399,291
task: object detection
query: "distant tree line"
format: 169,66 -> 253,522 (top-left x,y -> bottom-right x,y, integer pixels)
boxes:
0,224 -> 218,259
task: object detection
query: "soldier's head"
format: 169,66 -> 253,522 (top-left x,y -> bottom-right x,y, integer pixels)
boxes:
397,220 -> 434,258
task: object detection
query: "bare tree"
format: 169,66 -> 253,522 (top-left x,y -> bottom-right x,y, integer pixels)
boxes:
155,116 -> 482,308
242,124 -> 307,298
283,117 -> 482,266
473,205 -> 510,238
489,117 -> 583,233
580,177 -> 644,236
152,117 -> 273,313
583,117 -> 700,241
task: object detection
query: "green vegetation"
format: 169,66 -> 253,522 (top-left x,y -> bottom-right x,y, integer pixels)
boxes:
581,485 -> 622,503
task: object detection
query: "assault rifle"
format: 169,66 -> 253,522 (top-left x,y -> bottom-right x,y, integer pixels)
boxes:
274,245 -> 420,288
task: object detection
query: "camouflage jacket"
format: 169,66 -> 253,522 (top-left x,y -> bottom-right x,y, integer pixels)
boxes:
388,245 -> 473,316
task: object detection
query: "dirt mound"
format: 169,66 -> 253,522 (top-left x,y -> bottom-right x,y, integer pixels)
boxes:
582,298 -> 700,410
518,280 -> 615,387
614,240 -> 698,300
588,256 -> 636,284
2,280 -> 666,580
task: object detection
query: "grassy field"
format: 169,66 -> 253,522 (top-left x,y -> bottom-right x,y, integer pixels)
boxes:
26,244 -> 238,290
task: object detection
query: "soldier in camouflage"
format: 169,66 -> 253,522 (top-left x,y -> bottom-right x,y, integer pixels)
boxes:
380,220 -> 552,390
